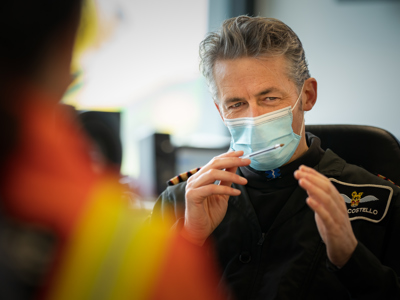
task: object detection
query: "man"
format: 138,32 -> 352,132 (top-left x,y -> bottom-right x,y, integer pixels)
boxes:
151,16 -> 400,299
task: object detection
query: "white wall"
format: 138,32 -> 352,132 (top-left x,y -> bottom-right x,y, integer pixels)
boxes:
256,0 -> 400,139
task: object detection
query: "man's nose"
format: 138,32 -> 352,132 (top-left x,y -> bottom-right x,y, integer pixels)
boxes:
248,104 -> 264,118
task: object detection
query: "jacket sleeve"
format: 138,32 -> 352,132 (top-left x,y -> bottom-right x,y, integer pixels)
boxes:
333,191 -> 400,299
333,242 -> 400,299
149,182 -> 187,228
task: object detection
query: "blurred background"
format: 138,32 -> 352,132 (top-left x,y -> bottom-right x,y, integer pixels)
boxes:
66,0 -> 400,203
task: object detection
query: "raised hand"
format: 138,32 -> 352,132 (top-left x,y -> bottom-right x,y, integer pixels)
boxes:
181,151 -> 251,246
294,165 -> 358,268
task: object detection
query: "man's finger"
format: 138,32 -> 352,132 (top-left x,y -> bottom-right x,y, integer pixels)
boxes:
215,150 -> 245,158
298,177 -> 343,221
187,184 -> 242,202
306,196 -> 334,228
193,153 -> 249,177
295,166 -> 331,192
190,168 -> 247,189
205,156 -> 250,172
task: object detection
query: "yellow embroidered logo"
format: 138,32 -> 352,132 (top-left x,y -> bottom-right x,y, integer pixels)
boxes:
341,192 -> 380,216
351,191 -> 363,207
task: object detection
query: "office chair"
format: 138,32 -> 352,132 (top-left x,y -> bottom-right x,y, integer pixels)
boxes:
77,111 -> 123,169
305,124 -> 400,186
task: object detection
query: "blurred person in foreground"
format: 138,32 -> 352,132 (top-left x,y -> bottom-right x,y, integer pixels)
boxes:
151,16 -> 400,299
0,1 -> 226,299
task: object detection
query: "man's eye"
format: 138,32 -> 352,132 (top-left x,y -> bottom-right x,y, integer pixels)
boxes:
230,102 -> 243,109
265,97 -> 278,101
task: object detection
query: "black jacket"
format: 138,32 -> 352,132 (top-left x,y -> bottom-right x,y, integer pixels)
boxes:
152,149 -> 400,300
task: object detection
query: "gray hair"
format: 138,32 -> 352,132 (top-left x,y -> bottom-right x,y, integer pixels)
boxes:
199,16 -> 311,101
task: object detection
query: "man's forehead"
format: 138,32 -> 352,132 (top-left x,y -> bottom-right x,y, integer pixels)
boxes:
213,56 -> 294,101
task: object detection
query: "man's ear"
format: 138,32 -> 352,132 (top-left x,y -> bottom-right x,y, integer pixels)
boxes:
302,77 -> 317,112
214,101 -> 225,122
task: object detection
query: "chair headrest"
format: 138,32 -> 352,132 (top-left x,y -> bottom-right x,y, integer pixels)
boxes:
306,124 -> 400,185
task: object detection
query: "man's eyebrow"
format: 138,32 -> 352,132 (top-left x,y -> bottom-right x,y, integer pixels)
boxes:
255,87 -> 280,97
222,87 -> 282,105
222,97 -> 245,105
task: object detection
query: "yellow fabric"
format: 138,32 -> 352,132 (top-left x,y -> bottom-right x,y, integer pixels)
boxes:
47,178 -> 173,300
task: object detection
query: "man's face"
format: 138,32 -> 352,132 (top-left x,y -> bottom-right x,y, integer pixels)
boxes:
214,55 -> 304,136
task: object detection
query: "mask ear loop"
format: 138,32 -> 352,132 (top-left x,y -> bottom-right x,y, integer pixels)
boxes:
291,83 -> 305,112
292,83 -> 305,136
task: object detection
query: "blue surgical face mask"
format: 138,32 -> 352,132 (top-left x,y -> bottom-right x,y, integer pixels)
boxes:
224,86 -> 304,171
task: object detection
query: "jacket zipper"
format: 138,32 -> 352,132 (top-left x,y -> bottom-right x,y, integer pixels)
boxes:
257,232 -> 265,245
248,232 -> 266,299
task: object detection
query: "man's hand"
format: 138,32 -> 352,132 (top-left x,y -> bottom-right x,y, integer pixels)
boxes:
294,165 -> 358,268
181,151 -> 251,246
